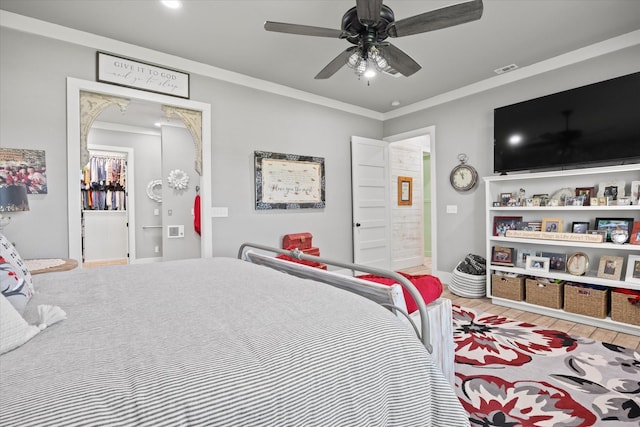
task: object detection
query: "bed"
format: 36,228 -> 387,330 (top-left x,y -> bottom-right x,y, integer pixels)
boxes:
0,242 -> 469,426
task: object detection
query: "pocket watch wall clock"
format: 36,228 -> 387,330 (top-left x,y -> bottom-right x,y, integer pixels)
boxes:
450,153 -> 478,192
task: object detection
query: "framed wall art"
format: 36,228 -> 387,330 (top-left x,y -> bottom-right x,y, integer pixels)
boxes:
254,151 -> 325,210
97,52 -> 190,98
398,176 -> 412,206
0,148 -> 47,194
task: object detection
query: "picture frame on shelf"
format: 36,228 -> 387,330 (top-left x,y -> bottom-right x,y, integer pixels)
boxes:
491,245 -> 516,266
630,221 -> 640,245
541,217 -> 563,233
575,187 -> 595,206
597,180 -> 624,200
567,252 -> 589,276
625,255 -> 640,284
499,192 -> 513,206
631,180 -> 640,205
493,216 -> 523,236
525,256 -> 550,273
597,255 -> 624,281
517,248 -> 538,268
541,252 -> 567,272
564,195 -> 584,206
594,217 -> 634,243
571,221 -> 590,234
532,194 -> 549,206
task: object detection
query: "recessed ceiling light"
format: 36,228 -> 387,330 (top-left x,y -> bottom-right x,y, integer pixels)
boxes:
161,0 -> 182,9
391,100 -> 400,107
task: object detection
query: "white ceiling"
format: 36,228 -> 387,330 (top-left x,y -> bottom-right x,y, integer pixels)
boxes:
2,0 -> 640,123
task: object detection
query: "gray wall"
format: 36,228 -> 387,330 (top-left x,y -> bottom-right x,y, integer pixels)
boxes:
0,27 -> 381,262
384,45 -> 640,274
161,125 -> 200,261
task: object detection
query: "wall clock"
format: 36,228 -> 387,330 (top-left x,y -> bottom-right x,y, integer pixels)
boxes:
450,153 -> 478,192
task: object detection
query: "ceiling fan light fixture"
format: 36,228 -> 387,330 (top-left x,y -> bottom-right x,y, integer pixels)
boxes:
368,47 -> 388,71
347,50 -> 362,69
363,68 -> 376,79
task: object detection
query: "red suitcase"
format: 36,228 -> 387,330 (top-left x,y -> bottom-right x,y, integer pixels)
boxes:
282,232 -> 313,250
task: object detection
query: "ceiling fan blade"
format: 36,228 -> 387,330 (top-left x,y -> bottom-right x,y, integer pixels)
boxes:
388,0 -> 483,38
356,0 -> 383,25
381,44 -> 421,77
264,21 -> 344,38
315,47 -> 357,79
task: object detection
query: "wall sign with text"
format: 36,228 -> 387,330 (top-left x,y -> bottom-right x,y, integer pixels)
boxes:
254,151 -> 325,210
97,52 -> 190,98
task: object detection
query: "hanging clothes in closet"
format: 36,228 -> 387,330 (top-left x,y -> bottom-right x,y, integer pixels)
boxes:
81,155 -> 127,210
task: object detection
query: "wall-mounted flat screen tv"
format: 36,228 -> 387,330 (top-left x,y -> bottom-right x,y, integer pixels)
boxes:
494,72 -> 640,174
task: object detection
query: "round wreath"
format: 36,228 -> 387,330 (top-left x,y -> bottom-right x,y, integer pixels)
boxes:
146,179 -> 163,203
168,169 -> 189,190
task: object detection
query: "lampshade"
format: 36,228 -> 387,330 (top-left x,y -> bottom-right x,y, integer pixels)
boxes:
0,184 -> 30,212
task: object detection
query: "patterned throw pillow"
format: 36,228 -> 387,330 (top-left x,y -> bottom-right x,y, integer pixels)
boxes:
0,293 -> 40,355
0,233 -> 33,297
0,257 -> 29,314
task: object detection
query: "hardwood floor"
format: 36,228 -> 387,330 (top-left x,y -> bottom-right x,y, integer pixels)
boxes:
401,260 -> 640,351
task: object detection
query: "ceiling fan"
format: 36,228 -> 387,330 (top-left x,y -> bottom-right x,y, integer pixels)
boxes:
264,0 -> 483,79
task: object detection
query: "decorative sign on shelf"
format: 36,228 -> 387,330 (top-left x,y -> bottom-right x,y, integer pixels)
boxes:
97,52 -> 190,98
254,151 -> 325,210
505,229 -> 604,243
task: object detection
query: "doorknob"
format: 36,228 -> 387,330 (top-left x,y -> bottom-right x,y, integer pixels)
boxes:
354,222 -> 361,227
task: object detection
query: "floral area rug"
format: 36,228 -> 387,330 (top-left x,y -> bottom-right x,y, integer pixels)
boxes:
452,305 -> 640,426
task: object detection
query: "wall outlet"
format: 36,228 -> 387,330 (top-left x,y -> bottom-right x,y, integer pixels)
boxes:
154,208 -> 159,216
154,245 -> 159,253
446,205 -> 458,214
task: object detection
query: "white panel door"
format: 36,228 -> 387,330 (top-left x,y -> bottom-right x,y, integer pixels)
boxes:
351,136 -> 390,269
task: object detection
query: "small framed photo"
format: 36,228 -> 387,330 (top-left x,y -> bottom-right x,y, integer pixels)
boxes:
532,194 -> 549,207
575,187 -> 595,206
631,180 -> 640,205
500,192 -> 513,206
565,195 -> 585,206
491,246 -> 516,266
493,216 -> 523,236
597,255 -> 624,281
630,221 -> 640,245
542,217 -> 563,233
541,252 -> 567,272
594,217 -> 634,243
516,248 -> 538,268
572,221 -> 590,234
492,201 -> 502,207
590,197 -> 599,206
526,256 -> 550,273
625,255 -> 640,284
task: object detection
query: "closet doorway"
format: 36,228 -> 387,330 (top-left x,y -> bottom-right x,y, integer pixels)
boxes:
66,77 -> 213,267
82,145 -> 134,266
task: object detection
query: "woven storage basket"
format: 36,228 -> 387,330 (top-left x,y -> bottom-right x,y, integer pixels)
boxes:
491,274 -> 525,301
525,278 -> 563,309
611,290 -> 640,326
564,284 -> 608,319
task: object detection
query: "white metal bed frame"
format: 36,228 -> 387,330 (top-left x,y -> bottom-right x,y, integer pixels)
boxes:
238,242 -> 432,353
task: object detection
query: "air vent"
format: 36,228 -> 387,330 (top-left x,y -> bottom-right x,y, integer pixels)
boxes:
494,64 -> 519,74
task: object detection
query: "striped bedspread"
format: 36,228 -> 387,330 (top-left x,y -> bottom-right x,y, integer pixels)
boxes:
0,257 -> 469,426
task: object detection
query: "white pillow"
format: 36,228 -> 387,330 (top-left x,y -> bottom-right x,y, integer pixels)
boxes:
1,257 -> 29,314
0,293 -> 40,355
0,233 -> 33,297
